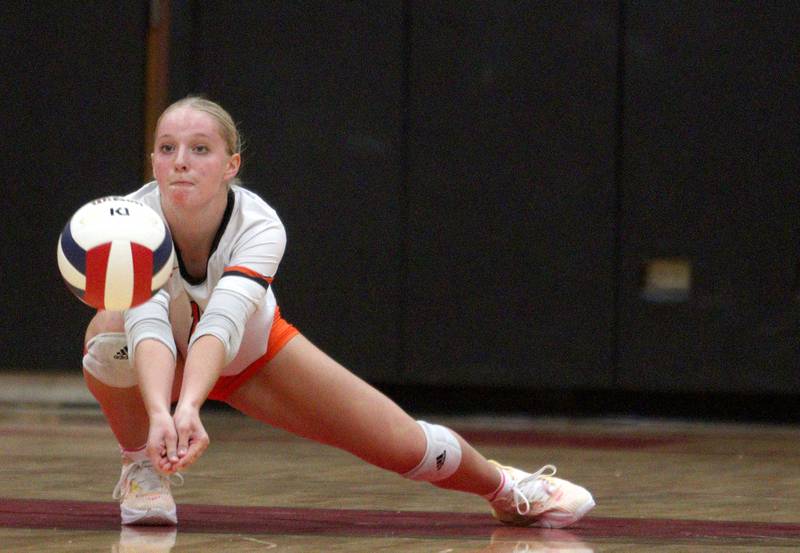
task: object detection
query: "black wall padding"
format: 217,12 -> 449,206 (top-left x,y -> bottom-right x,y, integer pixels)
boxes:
181,3 -> 406,381
4,2 -> 799,398
0,3 -> 148,370
402,2 -> 619,388
618,3 -> 800,392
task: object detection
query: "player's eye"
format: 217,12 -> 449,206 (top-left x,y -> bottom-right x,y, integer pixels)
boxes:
193,144 -> 209,154
158,144 -> 175,153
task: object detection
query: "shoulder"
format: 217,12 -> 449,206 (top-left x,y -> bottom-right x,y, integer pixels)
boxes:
213,185 -> 287,271
231,185 -> 283,231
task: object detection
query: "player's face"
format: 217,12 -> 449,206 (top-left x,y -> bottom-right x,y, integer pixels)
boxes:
151,106 -> 240,210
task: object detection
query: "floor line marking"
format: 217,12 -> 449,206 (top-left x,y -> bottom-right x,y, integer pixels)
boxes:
1,497 -> 799,543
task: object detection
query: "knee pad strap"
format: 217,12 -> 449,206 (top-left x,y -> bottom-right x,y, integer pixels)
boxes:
402,420 -> 462,482
83,332 -> 137,388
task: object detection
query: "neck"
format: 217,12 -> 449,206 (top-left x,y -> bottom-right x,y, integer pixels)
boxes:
162,190 -> 229,260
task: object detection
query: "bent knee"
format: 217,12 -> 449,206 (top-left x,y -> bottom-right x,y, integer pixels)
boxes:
85,310 -> 125,343
83,332 -> 136,387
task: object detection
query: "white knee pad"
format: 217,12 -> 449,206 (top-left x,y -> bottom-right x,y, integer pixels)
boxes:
82,333 -> 137,388
402,420 -> 462,482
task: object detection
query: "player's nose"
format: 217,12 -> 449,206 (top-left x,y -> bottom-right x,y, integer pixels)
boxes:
174,146 -> 189,170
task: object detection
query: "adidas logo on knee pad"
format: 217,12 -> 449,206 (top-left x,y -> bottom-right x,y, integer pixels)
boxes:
113,346 -> 129,360
403,421 -> 462,482
83,333 -> 137,388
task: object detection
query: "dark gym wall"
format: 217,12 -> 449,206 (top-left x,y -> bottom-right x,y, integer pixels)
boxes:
1,3 -> 148,370
403,2 -> 618,388
169,1 -> 619,387
175,2 -> 407,381
618,3 -> 800,393
2,2 -> 799,404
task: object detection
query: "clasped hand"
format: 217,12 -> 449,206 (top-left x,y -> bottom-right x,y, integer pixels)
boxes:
146,405 -> 210,474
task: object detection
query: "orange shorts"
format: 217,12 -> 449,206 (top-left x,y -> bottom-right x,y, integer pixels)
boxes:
207,307 -> 299,402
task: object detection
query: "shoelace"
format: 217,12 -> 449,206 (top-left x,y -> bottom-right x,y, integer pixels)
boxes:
511,464 -> 557,515
112,460 -> 184,499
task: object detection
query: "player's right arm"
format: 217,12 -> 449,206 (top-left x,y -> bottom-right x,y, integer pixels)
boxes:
124,288 -> 181,472
134,338 -> 179,471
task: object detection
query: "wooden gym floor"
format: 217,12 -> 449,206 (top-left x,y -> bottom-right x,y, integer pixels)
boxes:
1,372 -> 800,552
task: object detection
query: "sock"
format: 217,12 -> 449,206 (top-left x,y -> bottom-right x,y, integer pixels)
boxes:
120,444 -> 148,463
483,465 -> 513,502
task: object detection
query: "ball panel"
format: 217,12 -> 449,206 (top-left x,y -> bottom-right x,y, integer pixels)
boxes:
70,197 -> 168,250
83,243 -> 112,309
152,247 -> 175,291
59,221 -> 87,275
57,239 -> 86,290
103,240 -> 136,311
130,242 -> 155,307
151,230 -> 174,274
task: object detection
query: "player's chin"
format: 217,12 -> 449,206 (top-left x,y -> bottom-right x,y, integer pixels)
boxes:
165,186 -> 196,206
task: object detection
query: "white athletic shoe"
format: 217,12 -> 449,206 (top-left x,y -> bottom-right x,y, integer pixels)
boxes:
488,461 -> 595,528
112,460 -> 183,525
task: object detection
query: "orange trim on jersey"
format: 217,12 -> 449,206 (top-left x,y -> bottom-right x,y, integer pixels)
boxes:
223,265 -> 273,286
207,306 -> 299,402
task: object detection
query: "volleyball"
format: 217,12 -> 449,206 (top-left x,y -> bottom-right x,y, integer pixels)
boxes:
57,196 -> 175,311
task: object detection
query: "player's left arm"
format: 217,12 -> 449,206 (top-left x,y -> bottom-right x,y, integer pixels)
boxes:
173,219 -> 286,468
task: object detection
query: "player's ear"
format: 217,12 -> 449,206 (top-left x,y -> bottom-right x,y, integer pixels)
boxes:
224,153 -> 241,181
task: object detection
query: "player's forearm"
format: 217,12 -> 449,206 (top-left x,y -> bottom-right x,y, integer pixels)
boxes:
177,334 -> 226,410
133,338 -> 176,417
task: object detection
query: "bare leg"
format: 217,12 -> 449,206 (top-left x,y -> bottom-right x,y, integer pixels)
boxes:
226,334 -> 501,496
82,311 -> 183,451
84,370 -> 150,450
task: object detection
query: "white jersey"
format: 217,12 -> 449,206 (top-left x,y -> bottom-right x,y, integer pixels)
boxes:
124,182 -> 287,376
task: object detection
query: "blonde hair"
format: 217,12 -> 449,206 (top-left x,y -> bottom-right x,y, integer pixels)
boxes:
156,96 -> 242,156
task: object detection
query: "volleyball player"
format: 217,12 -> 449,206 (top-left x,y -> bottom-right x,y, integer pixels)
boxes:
82,97 -> 595,529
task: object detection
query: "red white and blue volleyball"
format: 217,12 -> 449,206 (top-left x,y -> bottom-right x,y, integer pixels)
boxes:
57,196 -> 175,311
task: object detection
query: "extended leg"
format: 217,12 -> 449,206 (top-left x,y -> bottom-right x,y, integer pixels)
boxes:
226,334 -> 501,495
226,333 -> 595,527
